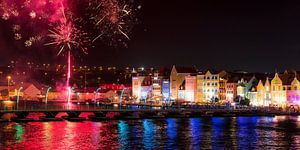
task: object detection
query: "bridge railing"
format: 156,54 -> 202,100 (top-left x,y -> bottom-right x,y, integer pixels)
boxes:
0,101 -> 295,113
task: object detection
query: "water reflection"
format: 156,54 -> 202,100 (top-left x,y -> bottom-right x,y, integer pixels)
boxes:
0,116 -> 299,149
118,120 -> 129,150
237,117 -> 258,149
143,119 -> 156,149
15,123 -> 24,142
166,118 -> 177,149
190,118 -> 201,149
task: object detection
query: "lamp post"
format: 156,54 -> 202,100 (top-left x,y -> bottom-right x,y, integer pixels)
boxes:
7,76 -> 11,99
120,88 -> 128,109
45,87 -> 52,105
94,87 -> 101,104
17,87 -> 23,109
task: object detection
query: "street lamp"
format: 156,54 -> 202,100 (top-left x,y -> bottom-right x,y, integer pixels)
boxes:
94,87 -> 101,104
17,86 -> 23,104
7,76 -> 11,98
120,88 -> 128,109
45,87 -> 52,105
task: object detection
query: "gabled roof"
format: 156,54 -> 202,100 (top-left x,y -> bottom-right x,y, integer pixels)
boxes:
141,76 -> 152,86
173,65 -> 197,74
16,82 -> 43,91
278,73 -> 294,85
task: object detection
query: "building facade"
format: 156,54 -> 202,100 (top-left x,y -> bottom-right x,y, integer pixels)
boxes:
170,66 -> 197,101
185,75 -> 197,102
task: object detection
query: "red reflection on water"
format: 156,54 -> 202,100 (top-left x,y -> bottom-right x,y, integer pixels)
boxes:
98,121 -> 120,149
0,120 -> 121,150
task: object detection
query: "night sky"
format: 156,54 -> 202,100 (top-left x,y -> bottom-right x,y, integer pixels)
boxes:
1,0 -> 300,72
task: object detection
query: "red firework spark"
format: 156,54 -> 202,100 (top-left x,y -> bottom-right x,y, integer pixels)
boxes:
44,1 -> 90,56
46,21 -> 89,56
0,0 -> 139,49
88,0 -> 137,44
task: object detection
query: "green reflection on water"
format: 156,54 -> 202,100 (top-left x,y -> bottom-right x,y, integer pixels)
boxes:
15,123 -> 24,142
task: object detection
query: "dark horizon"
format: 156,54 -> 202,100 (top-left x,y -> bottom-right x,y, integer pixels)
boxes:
1,0 -> 300,72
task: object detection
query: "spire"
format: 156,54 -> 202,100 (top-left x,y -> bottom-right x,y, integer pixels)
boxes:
132,68 -> 137,73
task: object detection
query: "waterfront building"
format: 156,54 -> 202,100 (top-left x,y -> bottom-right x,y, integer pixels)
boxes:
132,76 -> 145,102
264,78 -> 271,105
99,84 -> 127,91
219,74 -> 227,102
152,73 -> 163,102
226,78 -> 239,103
185,75 -> 197,102
271,73 -> 286,107
170,65 -> 197,100
197,70 -> 224,102
287,76 -> 300,105
162,79 -> 171,103
249,73 -> 288,107
140,76 -> 152,102
237,78 -> 247,98
196,73 -> 204,103
241,75 -> 260,100
255,80 -> 265,106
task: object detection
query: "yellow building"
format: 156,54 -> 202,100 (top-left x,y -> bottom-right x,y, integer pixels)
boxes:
291,76 -> 300,90
195,70 -> 227,103
271,73 -> 286,107
197,70 -> 220,102
219,77 -> 227,102
255,80 -> 265,106
196,75 -> 204,103
249,74 -> 288,107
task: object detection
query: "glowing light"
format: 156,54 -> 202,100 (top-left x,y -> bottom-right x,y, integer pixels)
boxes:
94,88 -> 101,103
15,123 -> 24,141
7,76 -> 11,80
17,86 -> 23,104
45,87 -> 52,104
29,11 -> 36,19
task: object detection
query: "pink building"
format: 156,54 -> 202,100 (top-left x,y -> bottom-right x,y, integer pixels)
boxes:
226,82 -> 237,102
287,90 -> 300,106
185,75 -> 197,102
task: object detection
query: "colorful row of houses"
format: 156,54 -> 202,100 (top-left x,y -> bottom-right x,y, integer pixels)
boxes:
132,66 -> 300,107
0,82 -> 130,102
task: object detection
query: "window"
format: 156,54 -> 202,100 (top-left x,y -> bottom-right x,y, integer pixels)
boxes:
215,82 -> 218,86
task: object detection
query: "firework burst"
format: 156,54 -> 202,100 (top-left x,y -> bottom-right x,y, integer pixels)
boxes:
0,0 -> 140,103
87,0 -> 139,46
45,21 -> 90,56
